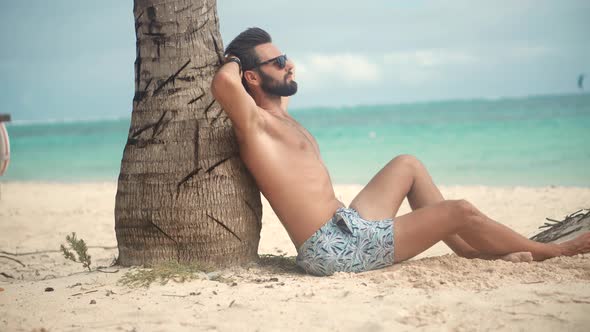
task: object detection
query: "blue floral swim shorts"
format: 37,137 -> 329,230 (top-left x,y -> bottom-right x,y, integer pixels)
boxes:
296,207 -> 395,276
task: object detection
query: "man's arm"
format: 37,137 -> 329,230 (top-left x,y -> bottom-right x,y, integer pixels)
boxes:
211,60 -> 261,135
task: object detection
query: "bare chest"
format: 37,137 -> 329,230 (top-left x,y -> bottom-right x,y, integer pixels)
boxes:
269,115 -> 320,156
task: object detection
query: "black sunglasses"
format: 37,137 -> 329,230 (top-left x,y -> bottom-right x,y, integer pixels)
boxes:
251,54 -> 288,70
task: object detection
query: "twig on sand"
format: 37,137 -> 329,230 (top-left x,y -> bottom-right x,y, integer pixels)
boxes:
0,255 -> 25,267
0,246 -> 117,256
162,291 -> 201,298
71,290 -> 99,296
96,267 -> 120,274
1,272 -> 15,279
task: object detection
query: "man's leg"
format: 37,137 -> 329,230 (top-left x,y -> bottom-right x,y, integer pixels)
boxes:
350,154 -> 590,261
392,199 -> 590,262
350,154 -> 479,257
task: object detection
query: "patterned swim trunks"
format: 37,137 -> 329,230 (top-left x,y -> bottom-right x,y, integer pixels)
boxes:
296,207 -> 395,276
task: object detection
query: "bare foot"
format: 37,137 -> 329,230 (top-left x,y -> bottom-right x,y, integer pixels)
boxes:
558,232 -> 590,256
500,251 -> 533,263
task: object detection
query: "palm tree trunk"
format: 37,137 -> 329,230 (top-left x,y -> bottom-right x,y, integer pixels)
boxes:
115,0 -> 262,267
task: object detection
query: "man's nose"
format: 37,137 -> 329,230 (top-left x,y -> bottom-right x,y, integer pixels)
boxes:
285,58 -> 295,71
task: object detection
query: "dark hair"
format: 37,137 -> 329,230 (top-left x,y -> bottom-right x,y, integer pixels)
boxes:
225,27 -> 272,92
225,27 -> 272,70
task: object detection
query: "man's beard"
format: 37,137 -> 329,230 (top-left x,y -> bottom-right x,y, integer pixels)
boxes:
259,69 -> 298,97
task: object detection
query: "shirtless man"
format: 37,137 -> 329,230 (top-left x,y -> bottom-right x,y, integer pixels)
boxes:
211,28 -> 590,276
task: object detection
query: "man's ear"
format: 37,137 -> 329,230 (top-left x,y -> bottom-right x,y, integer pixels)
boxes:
243,70 -> 259,87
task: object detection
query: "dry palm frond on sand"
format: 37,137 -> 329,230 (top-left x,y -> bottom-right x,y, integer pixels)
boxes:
530,209 -> 590,243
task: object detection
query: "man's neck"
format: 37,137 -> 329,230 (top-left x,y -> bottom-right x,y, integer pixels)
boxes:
254,93 -> 287,115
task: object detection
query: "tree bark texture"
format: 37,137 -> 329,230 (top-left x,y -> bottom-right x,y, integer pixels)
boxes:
115,0 -> 262,267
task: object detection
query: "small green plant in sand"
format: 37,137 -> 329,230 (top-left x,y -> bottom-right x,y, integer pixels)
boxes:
119,261 -> 214,288
60,232 -> 92,271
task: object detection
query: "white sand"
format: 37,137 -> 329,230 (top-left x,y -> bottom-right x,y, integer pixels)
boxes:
1,182 -> 589,331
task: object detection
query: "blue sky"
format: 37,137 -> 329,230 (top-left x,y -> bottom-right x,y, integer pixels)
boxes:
1,0 -> 588,121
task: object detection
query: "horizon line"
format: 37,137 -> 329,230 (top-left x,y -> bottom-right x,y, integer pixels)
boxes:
7,91 -> 588,125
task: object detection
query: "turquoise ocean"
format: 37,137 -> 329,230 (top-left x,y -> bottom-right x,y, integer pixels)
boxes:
4,94 -> 590,186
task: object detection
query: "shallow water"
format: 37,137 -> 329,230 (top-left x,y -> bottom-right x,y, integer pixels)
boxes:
5,94 -> 590,186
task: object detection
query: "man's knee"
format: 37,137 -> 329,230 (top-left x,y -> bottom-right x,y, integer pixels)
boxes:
454,199 -> 476,215
389,154 -> 423,171
447,199 -> 479,228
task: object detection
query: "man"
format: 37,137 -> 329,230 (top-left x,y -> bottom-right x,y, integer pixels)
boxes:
211,28 -> 590,276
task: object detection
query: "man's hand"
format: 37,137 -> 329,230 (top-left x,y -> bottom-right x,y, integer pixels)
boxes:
222,55 -> 242,78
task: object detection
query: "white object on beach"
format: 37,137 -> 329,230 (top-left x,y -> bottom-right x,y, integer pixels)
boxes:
530,209 -> 590,243
0,122 -> 10,176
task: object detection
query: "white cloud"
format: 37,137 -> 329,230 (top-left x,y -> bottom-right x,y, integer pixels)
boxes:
293,51 -> 470,89
383,50 -> 479,67
508,46 -> 556,59
295,54 -> 381,85
378,50 -> 477,86
291,45 -> 562,92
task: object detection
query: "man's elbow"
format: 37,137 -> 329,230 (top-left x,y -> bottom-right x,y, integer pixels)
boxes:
211,71 -> 227,98
211,71 -> 239,98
